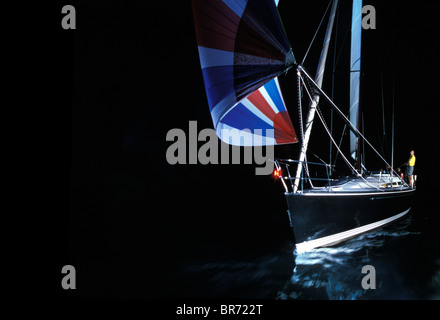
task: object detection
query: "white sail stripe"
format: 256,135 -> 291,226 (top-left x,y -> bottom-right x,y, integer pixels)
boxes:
274,77 -> 287,106
259,85 -> 281,114
217,123 -> 276,146
240,98 -> 274,126
198,46 -> 233,69
218,123 -> 254,146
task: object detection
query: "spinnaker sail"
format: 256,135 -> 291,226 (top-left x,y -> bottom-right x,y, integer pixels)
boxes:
192,0 -> 297,146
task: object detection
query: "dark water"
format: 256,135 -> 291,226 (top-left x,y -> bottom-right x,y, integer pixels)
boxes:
278,213 -> 440,300
170,204 -> 440,300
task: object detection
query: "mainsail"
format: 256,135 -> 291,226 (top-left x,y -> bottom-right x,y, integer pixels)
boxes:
192,0 -> 297,146
349,0 -> 362,162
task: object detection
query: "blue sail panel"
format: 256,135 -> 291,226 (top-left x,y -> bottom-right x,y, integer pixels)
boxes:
201,66 -> 235,112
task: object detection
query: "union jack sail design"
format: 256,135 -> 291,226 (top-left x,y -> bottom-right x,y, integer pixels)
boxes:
192,0 -> 298,146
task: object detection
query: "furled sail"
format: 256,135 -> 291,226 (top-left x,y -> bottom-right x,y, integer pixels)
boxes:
349,0 -> 362,161
192,0 -> 297,146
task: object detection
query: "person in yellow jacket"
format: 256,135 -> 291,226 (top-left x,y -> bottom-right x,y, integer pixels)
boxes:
405,150 -> 416,188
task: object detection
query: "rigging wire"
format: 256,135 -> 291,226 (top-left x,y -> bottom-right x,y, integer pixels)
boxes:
296,71 -> 305,143
298,65 -> 407,185
301,0 -> 333,65
315,106 -> 382,190
300,72 -> 402,191
299,73 -> 361,178
333,124 -> 346,167
299,73 -> 380,189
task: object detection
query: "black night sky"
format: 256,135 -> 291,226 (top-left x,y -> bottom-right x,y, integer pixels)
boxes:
54,0 -> 439,302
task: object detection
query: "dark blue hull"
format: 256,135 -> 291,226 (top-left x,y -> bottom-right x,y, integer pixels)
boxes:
285,187 -> 416,252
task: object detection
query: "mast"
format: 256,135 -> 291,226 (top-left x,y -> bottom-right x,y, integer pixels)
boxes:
349,0 -> 363,171
329,1 -> 340,176
391,68 -> 395,172
293,0 -> 339,193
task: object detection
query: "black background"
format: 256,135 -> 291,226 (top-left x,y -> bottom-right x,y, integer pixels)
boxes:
52,0 -> 438,303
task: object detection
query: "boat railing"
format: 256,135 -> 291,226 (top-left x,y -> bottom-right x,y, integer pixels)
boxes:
370,171 -> 410,189
272,158 -> 336,193
272,159 -> 412,193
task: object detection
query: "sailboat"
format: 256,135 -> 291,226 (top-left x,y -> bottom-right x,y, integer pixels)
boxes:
191,0 -> 415,253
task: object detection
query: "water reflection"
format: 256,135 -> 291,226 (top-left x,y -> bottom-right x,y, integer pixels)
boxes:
277,215 -> 423,299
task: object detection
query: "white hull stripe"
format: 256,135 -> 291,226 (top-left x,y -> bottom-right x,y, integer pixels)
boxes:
295,208 -> 411,253
298,189 -> 415,197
